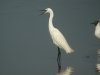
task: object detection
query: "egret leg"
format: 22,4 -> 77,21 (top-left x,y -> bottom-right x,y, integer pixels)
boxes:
57,47 -> 61,72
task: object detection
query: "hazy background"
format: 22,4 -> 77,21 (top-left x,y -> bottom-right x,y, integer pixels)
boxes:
0,0 -> 100,75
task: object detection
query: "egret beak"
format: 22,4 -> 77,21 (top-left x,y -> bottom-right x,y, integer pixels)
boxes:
40,9 -> 46,15
91,21 -> 96,25
90,20 -> 99,25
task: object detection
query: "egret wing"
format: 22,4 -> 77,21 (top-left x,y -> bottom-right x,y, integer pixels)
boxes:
51,27 -> 74,53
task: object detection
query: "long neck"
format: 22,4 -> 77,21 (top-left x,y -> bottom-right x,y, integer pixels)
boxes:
48,11 -> 54,28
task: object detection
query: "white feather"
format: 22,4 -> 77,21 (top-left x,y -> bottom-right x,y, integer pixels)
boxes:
49,27 -> 74,53
95,22 -> 100,39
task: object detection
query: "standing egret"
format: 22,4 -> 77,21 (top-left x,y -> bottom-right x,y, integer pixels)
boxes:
91,20 -> 100,39
40,8 -> 74,72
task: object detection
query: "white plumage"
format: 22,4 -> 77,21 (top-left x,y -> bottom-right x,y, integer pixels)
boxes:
49,27 -> 74,53
44,8 -> 74,54
91,20 -> 100,39
95,21 -> 100,39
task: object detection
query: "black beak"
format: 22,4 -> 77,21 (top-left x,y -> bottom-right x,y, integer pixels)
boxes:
91,21 -> 96,25
40,9 -> 46,15
91,20 -> 99,25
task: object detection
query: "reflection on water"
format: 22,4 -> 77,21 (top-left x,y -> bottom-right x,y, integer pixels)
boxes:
96,49 -> 100,72
57,66 -> 73,75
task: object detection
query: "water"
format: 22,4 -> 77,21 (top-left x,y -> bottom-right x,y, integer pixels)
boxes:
0,0 -> 100,75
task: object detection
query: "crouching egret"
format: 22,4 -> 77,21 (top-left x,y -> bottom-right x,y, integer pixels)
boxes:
40,8 -> 74,72
91,20 -> 100,39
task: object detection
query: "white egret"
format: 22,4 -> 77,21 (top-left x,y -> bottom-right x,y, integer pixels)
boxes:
91,20 -> 100,39
41,8 -> 74,72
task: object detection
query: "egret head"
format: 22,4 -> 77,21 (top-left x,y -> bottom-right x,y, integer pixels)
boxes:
91,20 -> 99,26
45,8 -> 52,13
40,8 -> 53,15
